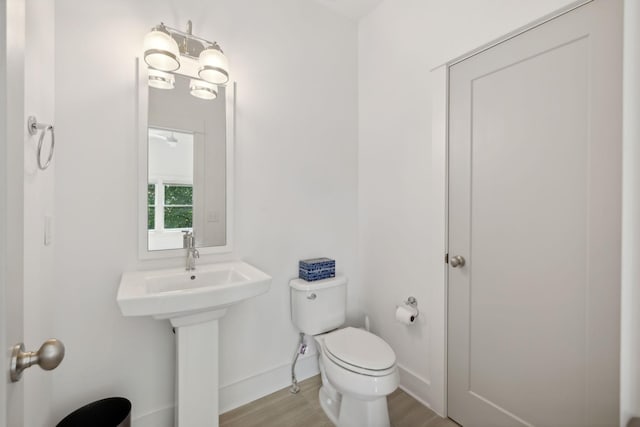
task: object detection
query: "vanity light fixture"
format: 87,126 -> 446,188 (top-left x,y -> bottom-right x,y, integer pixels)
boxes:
189,79 -> 218,100
143,20 -> 229,100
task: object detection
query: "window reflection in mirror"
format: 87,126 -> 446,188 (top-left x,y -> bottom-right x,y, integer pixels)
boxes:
148,128 -> 194,250
146,73 -> 227,251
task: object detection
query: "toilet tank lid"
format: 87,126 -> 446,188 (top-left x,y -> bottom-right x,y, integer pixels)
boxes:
289,276 -> 347,291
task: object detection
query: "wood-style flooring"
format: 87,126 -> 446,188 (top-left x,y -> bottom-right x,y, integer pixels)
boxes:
220,375 -> 460,427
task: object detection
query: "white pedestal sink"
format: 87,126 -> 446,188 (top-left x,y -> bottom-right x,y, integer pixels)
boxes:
117,261 -> 271,427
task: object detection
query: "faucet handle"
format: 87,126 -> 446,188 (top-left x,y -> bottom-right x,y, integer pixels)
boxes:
182,230 -> 192,249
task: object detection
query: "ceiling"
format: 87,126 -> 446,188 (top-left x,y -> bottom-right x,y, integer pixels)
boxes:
310,0 -> 384,20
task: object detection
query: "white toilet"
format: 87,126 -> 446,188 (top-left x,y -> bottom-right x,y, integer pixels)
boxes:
290,276 -> 399,427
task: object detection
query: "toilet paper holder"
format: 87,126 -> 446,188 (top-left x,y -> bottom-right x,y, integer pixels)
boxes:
403,296 -> 419,318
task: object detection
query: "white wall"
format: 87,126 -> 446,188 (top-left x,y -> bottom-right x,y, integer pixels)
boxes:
621,1 -> 640,425
148,134 -> 194,185
358,0 -> 578,414
52,0 -> 358,425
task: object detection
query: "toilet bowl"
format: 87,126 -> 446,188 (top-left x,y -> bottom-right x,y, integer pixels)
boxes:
315,327 -> 399,427
289,276 -> 399,427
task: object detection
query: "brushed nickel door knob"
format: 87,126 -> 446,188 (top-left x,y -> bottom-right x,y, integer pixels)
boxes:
450,255 -> 466,268
10,339 -> 65,382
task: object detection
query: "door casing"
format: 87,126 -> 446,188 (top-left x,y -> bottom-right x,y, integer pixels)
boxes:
2,0 -> 26,425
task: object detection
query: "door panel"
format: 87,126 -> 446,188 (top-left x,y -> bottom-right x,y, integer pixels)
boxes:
448,1 -> 622,426
23,0 -> 57,423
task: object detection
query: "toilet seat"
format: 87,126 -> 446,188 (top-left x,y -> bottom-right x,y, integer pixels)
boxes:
323,327 -> 396,377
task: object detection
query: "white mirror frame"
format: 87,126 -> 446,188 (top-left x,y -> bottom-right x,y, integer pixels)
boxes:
136,58 -> 235,259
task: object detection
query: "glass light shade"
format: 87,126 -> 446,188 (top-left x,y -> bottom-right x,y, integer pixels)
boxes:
148,69 -> 175,89
143,28 -> 180,72
198,47 -> 229,85
190,79 -> 218,100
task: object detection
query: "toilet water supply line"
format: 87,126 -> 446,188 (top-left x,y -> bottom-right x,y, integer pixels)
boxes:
290,332 -> 307,394
289,316 -> 371,393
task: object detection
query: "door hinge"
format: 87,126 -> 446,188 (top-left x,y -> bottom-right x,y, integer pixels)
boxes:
445,253 -> 449,264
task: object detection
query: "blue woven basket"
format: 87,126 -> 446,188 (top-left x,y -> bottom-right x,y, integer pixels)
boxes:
299,258 -> 335,281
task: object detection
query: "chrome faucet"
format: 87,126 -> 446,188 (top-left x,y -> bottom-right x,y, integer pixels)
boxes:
182,231 -> 199,271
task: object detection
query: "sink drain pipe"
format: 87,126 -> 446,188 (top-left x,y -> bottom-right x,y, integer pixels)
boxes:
290,332 -> 307,394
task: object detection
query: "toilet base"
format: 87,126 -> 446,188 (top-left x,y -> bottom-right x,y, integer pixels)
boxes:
337,394 -> 390,427
319,386 -> 340,425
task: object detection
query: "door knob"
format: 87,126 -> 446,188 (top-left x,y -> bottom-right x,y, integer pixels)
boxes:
10,339 -> 65,382
450,255 -> 466,268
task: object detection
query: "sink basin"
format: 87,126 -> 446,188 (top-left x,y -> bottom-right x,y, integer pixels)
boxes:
117,261 -> 271,321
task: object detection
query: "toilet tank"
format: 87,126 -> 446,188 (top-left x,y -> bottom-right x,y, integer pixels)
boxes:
290,276 -> 347,336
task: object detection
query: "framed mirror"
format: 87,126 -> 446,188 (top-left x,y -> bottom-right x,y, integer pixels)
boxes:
137,59 -> 234,259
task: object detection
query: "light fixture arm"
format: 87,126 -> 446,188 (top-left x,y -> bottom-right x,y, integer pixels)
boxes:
160,22 -> 221,54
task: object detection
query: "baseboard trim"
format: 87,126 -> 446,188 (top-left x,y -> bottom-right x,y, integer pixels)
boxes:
219,353 -> 320,413
397,363 -> 433,410
133,405 -> 174,427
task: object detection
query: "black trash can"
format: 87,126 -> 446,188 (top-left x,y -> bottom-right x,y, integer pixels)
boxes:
56,397 -> 131,427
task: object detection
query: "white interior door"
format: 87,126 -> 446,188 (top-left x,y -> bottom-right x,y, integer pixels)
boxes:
2,0 -> 26,425
447,1 -> 622,426
3,0 -> 59,425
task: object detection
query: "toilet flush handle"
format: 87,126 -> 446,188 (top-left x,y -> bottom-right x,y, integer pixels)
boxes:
307,293 -> 317,300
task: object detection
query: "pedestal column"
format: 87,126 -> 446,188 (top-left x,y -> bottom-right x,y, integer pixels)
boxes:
172,310 -> 227,427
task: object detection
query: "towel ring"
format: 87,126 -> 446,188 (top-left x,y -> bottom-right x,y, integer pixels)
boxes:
27,116 -> 55,171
